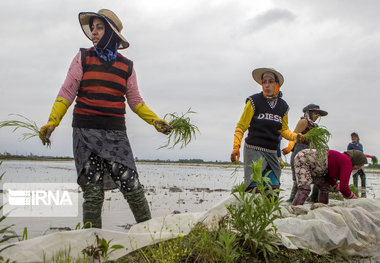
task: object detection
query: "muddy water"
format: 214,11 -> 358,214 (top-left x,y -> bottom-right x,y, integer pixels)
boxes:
1,160 -> 379,239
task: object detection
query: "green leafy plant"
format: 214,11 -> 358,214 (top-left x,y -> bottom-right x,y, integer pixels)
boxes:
159,108 -> 199,149
0,114 -> 50,146
213,228 -> 240,263
226,158 -> 282,262
304,126 -> 331,160
0,162 -> 18,263
82,234 -> 124,262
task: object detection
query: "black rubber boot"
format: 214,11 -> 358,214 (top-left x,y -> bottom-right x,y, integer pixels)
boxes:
310,185 -> 319,203
82,184 -> 104,228
287,181 -> 298,202
123,187 -> 152,223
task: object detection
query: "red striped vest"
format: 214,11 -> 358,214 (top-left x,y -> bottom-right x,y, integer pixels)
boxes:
72,48 -> 133,130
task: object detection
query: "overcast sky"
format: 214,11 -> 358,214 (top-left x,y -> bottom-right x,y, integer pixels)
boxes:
0,0 -> 379,162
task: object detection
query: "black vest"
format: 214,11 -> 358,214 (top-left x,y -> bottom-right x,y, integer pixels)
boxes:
245,92 -> 289,151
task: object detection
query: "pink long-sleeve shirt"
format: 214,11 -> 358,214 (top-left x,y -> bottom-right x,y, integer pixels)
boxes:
57,51 -> 143,110
326,150 -> 354,198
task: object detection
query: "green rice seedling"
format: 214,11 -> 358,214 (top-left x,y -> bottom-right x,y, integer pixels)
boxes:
371,156 -> 378,165
0,114 -> 50,147
304,126 -> 331,160
159,108 -> 199,149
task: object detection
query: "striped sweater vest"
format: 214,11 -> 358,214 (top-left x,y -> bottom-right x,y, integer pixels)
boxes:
72,48 -> 133,130
245,92 -> 289,151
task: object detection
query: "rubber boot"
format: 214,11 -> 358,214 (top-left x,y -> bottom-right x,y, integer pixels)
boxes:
82,184 -> 104,228
123,187 -> 152,223
353,172 -> 359,188
287,181 -> 298,202
310,185 -> 319,203
358,169 -> 367,198
317,183 -> 329,204
292,185 -> 311,206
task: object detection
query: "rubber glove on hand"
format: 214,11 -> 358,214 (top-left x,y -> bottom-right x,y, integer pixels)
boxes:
296,133 -> 306,143
278,157 -> 285,168
154,119 -> 173,135
230,149 -> 240,163
39,97 -> 70,145
282,147 -> 292,155
134,102 -> 173,135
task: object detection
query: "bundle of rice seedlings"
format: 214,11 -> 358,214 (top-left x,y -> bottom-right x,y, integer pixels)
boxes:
304,126 -> 331,160
159,108 -> 199,149
0,114 -> 50,147
371,156 -> 378,165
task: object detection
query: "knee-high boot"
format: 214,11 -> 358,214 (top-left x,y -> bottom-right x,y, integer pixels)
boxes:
310,185 -> 319,203
123,187 -> 152,223
82,184 -> 104,228
292,185 -> 311,206
287,181 -> 298,202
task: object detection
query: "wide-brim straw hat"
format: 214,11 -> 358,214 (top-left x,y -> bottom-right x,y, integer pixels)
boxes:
252,68 -> 284,87
79,9 -> 129,49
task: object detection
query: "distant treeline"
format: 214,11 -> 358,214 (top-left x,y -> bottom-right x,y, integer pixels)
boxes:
135,157 -> 234,165
0,152 -> 73,161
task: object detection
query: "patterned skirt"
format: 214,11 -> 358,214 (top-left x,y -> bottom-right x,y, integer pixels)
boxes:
73,128 -> 137,190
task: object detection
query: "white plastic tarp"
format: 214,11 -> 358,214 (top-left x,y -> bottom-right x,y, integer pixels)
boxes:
1,197 -> 380,262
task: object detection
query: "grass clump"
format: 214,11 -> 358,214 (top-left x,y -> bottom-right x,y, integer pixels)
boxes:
159,108 -> 199,149
0,114 -> 50,147
304,126 -> 331,160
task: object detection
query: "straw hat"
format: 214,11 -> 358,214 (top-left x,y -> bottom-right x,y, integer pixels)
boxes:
252,68 -> 284,87
79,9 -> 129,49
302,104 -> 328,116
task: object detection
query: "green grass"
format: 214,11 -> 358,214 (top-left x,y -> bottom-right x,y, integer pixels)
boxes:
159,108 -> 199,149
0,114 -> 50,146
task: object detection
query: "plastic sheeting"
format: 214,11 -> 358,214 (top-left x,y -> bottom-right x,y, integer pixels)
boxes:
1,197 -> 380,262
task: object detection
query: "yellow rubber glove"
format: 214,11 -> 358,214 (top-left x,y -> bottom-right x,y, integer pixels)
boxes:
230,149 -> 240,163
39,97 -> 70,145
278,157 -> 285,169
134,102 -> 173,135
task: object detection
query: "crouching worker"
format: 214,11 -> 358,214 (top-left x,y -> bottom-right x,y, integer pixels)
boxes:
39,9 -> 172,228
230,68 -> 303,196
292,149 -> 367,205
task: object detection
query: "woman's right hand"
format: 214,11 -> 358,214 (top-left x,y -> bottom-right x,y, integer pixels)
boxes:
230,149 -> 240,163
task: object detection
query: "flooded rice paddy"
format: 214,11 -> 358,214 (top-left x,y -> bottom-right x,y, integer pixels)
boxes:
1,160 -> 379,239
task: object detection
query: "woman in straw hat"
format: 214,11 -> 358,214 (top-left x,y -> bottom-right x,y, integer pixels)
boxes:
39,9 -> 172,228
282,104 -> 328,202
230,68 -> 303,194
291,149 -> 365,205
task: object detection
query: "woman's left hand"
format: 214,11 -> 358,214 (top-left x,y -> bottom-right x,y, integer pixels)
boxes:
154,119 -> 173,135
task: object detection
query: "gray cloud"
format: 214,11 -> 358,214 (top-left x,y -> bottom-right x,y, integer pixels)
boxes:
245,8 -> 296,33
0,0 -> 380,162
